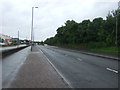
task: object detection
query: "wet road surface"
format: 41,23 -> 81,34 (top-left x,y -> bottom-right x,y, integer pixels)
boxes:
2,47 -> 30,88
38,45 -> 118,88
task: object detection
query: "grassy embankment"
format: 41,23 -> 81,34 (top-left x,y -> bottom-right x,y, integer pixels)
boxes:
56,42 -> 119,53
84,42 -> 119,53
89,46 -> 119,53
0,45 -> 17,47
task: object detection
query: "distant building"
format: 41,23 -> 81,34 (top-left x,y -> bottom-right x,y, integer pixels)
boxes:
0,34 -> 12,45
12,38 -> 19,45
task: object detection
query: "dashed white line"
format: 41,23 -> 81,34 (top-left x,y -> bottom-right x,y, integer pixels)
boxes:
106,68 -> 118,74
64,54 -> 68,56
77,58 -> 82,61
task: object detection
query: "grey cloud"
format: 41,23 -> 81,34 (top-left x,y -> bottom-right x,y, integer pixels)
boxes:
1,0 -> 118,41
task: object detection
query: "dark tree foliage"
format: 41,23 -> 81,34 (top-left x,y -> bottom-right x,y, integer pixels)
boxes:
44,9 -> 120,47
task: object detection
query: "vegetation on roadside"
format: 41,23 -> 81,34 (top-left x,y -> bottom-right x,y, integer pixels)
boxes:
90,47 -> 119,53
0,44 -> 20,47
44,9 -> 120,53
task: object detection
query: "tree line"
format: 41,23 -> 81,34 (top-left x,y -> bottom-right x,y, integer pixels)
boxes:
44,9 -> 120,48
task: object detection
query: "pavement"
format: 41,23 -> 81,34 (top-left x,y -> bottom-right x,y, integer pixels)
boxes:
8,46 -> 69,88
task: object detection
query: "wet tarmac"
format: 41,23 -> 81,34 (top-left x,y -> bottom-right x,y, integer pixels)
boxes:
38,45 -> 118,88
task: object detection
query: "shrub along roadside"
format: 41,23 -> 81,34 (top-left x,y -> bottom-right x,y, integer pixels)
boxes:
50,42 -> 119,53
89,46 -> 119,53
44,8 -> 120,54
83,42 -> 119,53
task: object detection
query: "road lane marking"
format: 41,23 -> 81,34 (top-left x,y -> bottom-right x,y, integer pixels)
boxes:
63,54 -> 68,56
106,68 -> 118,74
77,58 -> 82,61
64,54 -> 68,56
44,55 -> 72,88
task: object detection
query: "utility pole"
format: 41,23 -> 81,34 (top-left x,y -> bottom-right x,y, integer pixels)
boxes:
31,7 -> 34,51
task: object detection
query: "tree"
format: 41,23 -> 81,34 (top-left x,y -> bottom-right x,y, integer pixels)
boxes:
44,8 -> 119,47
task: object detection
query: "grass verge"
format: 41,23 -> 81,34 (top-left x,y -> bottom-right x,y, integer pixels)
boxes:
89,46 -> 119,53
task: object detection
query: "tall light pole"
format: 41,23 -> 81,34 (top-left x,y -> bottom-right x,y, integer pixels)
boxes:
31,7 -> 38,51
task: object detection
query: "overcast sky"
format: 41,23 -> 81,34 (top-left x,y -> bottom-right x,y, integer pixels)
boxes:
1,0 -> 119,41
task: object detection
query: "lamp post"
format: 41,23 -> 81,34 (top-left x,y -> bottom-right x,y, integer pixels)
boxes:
31,7 -> 38,51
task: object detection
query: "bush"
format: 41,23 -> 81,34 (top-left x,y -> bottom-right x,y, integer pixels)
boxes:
84,42 -> 107,48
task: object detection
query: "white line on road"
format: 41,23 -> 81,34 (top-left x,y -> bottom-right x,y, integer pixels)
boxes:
64,54 -> 68,56
77,58 -> 82,61
106,68 -> 118,74
44,54 -> 72,88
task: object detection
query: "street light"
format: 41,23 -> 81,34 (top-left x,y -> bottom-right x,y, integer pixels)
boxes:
31,7 -> 38,51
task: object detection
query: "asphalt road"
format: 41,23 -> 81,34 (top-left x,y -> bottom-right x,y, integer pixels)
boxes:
38,45 -> 118,88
